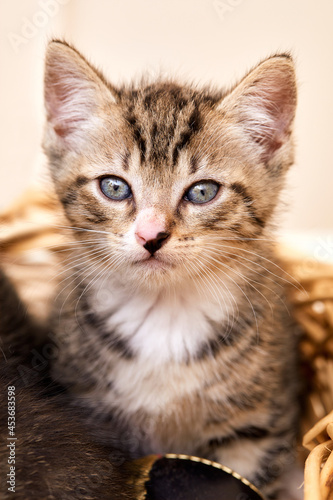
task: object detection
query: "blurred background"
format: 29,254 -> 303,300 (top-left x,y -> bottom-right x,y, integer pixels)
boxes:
0,0 -> 332,258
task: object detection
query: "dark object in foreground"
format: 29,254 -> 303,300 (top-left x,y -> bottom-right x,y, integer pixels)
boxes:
142,454 -> 265,500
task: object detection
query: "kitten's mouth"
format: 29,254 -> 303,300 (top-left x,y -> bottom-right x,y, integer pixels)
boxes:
134,255 -> 173,270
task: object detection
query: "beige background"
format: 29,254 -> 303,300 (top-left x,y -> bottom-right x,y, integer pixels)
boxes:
0,0 -> 332,240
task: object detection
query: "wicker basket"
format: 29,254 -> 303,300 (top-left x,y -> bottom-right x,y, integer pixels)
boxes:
1,189 -> 333,499
277,247 -> 333,499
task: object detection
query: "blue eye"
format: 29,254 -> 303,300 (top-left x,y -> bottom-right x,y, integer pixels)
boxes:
185,181 -> 219,204
100,176 -> 132,201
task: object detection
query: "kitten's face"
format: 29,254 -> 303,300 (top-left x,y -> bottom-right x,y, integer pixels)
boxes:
44,42 -> 296,290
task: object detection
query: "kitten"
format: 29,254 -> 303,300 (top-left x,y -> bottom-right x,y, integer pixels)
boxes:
43,40 -> 299,499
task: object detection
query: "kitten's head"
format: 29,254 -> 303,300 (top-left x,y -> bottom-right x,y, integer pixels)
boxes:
43,41 -> 297,291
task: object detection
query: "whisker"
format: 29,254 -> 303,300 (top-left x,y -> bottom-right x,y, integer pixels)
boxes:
194,253 -> 259,341
203,246 -> 292,316
55,245 -> 112,286
202,244 -> 284,288
191,257 -> 230,323
74,252 -> 126,319
46,223 -> 110,236
205,238 -> 306,294
57,250 -> 118,314
203,251 -> 277,316
189,254 -> 239,339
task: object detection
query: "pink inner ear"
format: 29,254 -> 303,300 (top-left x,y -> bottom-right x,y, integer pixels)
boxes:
240,65 -> 296,162
45,62 -> 95,139
264,84 -> 294,147
45,89 -> 71,137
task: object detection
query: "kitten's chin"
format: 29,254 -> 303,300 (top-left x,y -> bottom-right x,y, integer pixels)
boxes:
133,256 -> 173,271
122,255 -> 180,290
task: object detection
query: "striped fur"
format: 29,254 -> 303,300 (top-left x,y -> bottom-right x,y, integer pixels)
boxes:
44,41 -> 300,499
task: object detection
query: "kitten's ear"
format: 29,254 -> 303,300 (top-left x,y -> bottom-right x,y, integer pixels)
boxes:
44,40 -> 117,146
217,55 -> 297,163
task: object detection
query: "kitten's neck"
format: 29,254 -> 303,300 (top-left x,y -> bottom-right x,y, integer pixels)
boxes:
75,269 -> 239,364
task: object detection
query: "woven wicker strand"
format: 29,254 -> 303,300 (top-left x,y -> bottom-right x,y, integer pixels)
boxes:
303,411 -> 333,500
304,440 -> 333,500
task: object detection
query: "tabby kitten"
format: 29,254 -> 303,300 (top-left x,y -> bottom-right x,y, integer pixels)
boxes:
44,40 -> 299,499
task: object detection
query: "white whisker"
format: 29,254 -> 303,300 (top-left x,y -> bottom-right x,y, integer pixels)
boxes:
202,243 -> 284,288
191,255 -> 238,339
205,238 -> 305,293
194,252 -> 259,341
74,252 -> 126,320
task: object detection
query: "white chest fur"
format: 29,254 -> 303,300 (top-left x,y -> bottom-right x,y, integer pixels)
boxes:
92,279 -> 231,363
88,278 -> 233,414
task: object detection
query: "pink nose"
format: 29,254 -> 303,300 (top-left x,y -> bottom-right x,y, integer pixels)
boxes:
135,209 -> 170,255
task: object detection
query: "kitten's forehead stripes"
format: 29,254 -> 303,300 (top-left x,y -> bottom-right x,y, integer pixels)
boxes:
121,82 -> 221,169
171,107 -> 202,167
122,152 -> 130,171
189,155 -> 199,175
126,113 -> 146,163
